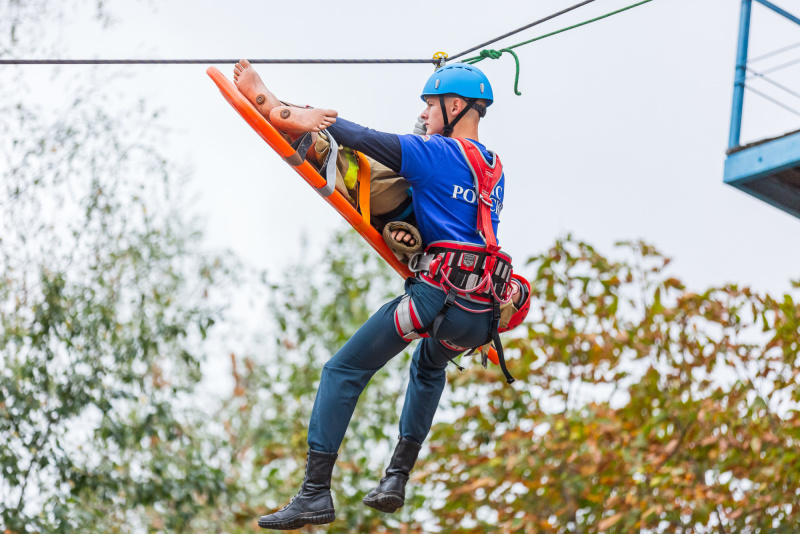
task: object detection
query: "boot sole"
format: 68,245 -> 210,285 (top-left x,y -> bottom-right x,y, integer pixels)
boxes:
257,510 -> 335,530
363,493 -> 404,514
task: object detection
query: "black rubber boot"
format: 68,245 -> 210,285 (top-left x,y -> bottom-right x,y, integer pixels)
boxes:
258,449 -> 337,530
362,436 -> 422,513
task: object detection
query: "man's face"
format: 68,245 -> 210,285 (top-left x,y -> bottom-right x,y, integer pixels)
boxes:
420,96 -> 446,135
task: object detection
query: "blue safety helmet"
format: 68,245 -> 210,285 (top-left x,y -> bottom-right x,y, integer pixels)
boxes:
420,63 -> 493,137
420,63 -> 494,106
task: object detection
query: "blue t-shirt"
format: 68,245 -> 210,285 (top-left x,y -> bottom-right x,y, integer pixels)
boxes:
398,134 -> 504,247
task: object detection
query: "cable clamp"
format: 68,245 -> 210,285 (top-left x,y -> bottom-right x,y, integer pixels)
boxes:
432,51 -> 449,68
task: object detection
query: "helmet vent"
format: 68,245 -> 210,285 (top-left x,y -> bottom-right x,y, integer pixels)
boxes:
480,83 -> 485,94
435,79 -> 440,89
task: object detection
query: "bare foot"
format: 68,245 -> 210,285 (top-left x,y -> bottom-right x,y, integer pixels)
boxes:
391,229 -> 416,247
269,106 -> 338,134
233,59 -> 282,119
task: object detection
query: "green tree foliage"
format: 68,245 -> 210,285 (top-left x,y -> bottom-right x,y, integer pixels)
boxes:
0,102 -> 231,533
198,233 -> 800,534
420,237 -> 800,533
1,4 -> 232,531
208,231 -> 418,533
4,3 -> 800,533
4,130 -> 799,533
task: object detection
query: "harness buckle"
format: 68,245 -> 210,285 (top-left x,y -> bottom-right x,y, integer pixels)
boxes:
409,252 -> 443,276
443,288 -> 458,309
408,252 -> 423,272
429,255 -> 442,276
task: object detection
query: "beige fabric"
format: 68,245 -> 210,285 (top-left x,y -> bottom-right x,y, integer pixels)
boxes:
499,298 -> 519,330
313,133 -> 410,217
382,221 -> 422,264
368,160 -> 410,216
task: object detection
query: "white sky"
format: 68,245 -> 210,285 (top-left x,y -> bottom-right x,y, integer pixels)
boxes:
18,0 -> 800,295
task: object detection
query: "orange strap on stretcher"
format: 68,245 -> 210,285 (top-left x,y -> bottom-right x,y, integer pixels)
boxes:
206,66 -> 501,367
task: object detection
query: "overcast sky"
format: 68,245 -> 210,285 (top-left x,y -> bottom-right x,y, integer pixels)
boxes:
17,0 -> 800,295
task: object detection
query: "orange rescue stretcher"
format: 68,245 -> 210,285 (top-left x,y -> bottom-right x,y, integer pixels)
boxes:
206,66 -> 500,366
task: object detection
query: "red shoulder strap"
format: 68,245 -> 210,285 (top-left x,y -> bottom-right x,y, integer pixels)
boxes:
454,138 -> 503,253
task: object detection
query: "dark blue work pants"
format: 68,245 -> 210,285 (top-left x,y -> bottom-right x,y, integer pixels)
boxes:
307,278 -> 493,452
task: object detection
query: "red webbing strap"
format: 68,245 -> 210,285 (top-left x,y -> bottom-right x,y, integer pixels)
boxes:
453,139 -> 516,384
453,138 -> 503,251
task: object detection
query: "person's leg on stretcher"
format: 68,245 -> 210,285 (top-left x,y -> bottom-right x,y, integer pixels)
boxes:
233,59 -> 419,253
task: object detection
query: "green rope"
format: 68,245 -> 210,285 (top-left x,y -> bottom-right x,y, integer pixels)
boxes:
466,49 -> 522,95
462,0 -> 654,95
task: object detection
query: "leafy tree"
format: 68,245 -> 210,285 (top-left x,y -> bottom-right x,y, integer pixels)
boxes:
4,3 -> 800,533
200,233 -> 798,534
421,237 -> 800,533
208,230 -> 419,533
198,230 -> 800,534
1,2 -> 233,532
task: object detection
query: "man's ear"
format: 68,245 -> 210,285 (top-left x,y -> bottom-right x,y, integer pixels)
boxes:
450,97 -> 464,115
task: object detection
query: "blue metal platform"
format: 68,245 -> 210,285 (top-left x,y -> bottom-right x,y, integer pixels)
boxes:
725,0 -> 800,219
724,129 -> 800,218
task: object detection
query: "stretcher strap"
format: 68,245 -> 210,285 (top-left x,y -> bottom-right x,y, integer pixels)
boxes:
313,133 -> 337,198
284,132 -> 316,167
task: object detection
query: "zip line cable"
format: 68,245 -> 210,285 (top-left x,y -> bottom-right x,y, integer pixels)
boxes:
446,0 -> 596,61
0,58 -> 438,65
0,0 -> 596,66
0,0 -> 654,75
460,0 -> 654,95
466,0 -> 652,59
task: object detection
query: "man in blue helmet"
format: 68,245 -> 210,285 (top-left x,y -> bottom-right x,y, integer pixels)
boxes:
233,60 -> 530,530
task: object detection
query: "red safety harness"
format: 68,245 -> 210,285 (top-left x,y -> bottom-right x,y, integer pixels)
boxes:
397,138 -> 517,384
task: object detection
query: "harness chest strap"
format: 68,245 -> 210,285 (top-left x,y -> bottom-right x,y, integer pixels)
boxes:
453,138 -> 503,251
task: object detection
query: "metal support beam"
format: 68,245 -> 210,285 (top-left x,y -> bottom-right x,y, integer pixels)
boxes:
754,0 -> 800,27
729,0 -> 753,149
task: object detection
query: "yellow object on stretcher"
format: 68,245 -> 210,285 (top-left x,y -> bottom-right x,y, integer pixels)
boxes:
206,66 -> 413,279
206,66 -> 501,367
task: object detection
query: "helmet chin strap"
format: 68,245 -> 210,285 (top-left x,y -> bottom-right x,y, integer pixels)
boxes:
439,95 -> 487,138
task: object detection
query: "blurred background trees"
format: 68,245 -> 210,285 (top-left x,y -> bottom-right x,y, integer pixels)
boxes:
419,237 -> 800,533
1,2 -> 233,531
2,1 -> 800,533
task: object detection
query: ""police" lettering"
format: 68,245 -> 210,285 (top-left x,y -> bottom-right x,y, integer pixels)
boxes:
451,184 -> 504,214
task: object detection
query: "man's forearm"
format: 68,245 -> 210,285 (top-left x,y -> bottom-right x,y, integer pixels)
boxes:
326,118 -> 402,173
